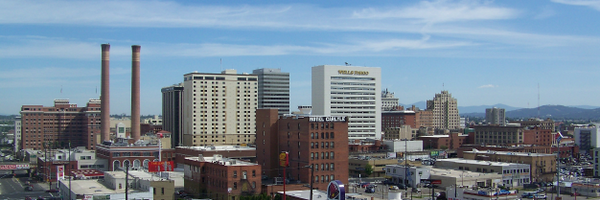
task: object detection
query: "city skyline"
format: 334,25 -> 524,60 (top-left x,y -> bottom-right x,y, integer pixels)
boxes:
2,0 -> 600,115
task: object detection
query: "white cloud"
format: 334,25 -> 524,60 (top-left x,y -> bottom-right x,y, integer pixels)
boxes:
352,0 -> 519,23
534,6 -> 557,19
478,84 -> 497,88
0,0 -> 598,56
552,0 -> 600,11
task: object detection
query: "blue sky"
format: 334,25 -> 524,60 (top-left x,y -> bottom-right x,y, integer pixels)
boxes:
2,0 -> 600,115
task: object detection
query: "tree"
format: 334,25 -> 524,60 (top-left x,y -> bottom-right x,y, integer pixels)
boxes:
364,164 -> 373,176
440,145 -> 448,150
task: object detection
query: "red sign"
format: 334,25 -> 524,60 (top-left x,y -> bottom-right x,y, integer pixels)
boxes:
148,161 -> 174,172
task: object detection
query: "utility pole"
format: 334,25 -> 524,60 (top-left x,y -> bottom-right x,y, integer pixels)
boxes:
125,164 -> 129,200
68,142 -> 72,200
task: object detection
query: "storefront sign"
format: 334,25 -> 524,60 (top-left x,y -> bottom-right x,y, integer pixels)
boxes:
327,180 -> 346,200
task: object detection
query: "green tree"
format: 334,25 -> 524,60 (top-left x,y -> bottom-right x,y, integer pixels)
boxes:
364,164 -> 373,176
440,145 -> 448,150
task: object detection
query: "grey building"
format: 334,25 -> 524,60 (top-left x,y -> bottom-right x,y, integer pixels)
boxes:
486,107 -> 506,126
253,68 -> 290,115
161,83 -> 184,147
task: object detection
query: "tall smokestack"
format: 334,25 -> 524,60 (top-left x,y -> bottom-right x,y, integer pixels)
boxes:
101,44 -> 111,143
131,45 -> 141,142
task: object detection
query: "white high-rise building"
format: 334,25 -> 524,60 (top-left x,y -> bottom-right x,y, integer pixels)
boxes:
182,69 -> 257,146
312,65 -> 381,139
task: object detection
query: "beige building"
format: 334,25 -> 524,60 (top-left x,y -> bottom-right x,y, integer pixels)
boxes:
182,69 -> 257,146
434,158 -> 530,187
383,125 -> 418,140
426,91 -> 460,130
462,150 -> 556,182
128,171 -> 176,200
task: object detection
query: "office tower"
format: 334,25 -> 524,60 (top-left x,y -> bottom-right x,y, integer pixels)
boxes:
253,68 -> 290,115
312,65 -> 381,140
381,88 -> 399,111
485,107 -> 506,125
162,83 -> 184,147
426,91 -> 460,130
20,99 -> 101,150
256,109 -> 350,190
182,69 -> 257,146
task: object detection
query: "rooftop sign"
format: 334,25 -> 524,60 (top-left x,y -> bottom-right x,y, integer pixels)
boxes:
309,116 -> 347,122
338,70 -> 369,75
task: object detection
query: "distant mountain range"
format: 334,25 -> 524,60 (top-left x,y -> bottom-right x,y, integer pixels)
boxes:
400,102 -> 600,120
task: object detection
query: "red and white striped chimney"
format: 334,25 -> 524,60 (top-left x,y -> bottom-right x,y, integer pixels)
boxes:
131,45 -> 141,142
101,44 -> 111,143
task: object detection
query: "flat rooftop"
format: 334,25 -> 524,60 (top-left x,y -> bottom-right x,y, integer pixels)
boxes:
429,167 -> 503,179
464,150 -> 554,157
176,145 -> 255,151
436,158 -> 530,167
186,156 -> 258,166
60,179 -> 141,196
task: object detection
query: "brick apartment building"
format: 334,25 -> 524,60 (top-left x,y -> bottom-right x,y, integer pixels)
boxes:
256,109 -> 349,190
20,99 -> 101,150
382,110 -> 417,130
184,155 -> 261,200
474,125 -> 554,146
419,132 -> 471,150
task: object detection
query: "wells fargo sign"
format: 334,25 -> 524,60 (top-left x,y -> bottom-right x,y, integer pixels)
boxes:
337,70 -> 369,75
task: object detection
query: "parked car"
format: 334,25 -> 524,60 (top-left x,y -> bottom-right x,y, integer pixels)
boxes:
360,182 -> 371,188
521,193 -> 535,198
534,194 -> 547,199
397,183 -> 407,189
365,187 -> 375,193
389,185 -> 399,190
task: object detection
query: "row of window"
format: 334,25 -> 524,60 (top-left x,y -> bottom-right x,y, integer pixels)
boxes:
310,152 -> 335,160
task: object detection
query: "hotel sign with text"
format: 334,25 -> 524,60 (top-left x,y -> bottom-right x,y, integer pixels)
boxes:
309,116 -> 347,122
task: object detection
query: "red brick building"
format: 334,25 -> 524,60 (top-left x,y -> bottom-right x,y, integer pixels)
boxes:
256,109 -> 349,191
184,155 -> 261,200
95,140 -> 175,171
348,139 -> 384,153
523,127 -> 553,146
20,99 -> 101,150
382,110 -> 417,130
419,132 -> 470,150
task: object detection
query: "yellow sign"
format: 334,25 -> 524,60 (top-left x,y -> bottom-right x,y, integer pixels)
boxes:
279,152 -> 289,167
338,70 -> 369,75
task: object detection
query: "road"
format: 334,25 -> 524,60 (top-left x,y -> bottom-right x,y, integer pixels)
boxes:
0,171 -> 56,200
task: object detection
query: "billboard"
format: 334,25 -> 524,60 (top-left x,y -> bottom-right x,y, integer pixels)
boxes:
148,161 -> 174,172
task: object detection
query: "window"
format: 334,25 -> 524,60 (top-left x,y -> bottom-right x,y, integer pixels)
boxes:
233,171 -> 237,178
161,187 -> 164,195
234,182 -> 238,189
252,170 -> 256,177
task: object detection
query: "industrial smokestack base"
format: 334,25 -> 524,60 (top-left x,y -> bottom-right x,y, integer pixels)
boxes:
131,45 -> 141,142
101,44 -> 111,143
